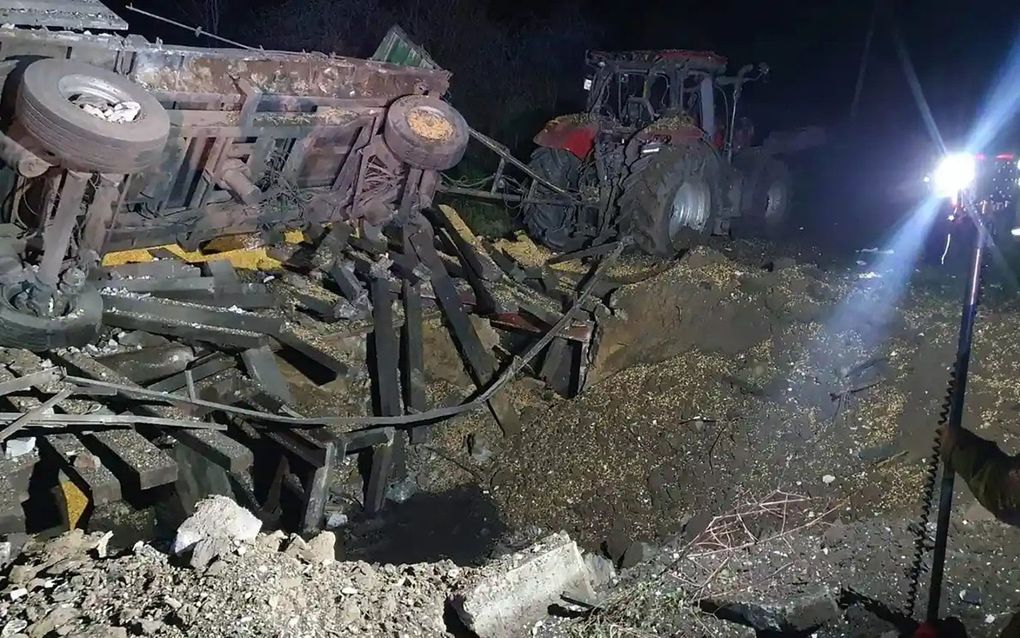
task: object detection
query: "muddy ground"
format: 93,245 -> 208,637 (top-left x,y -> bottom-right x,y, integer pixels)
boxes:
18,233 -> 1018,636
364,236 -> 1020,634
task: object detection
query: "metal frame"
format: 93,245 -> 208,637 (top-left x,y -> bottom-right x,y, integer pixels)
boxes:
0,27 -> 451,281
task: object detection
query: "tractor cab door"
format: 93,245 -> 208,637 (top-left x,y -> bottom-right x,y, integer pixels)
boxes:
622,71 -> 673,128
698,76 -> 717,141
611,73 -> 647,126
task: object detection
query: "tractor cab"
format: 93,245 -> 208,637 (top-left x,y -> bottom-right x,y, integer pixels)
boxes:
584,49 -> 729,142
525,47 -> 787,256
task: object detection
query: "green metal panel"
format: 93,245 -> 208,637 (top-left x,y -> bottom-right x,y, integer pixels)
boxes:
371,25 -> 440,70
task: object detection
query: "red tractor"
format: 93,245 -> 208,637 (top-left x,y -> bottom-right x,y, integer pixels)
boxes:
523,49 -> 791,255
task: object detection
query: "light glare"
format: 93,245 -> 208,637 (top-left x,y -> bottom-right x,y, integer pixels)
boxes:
933,153 -> 976,197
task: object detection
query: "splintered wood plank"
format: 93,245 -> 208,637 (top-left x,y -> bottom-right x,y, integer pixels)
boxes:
40,433 -> 121,505
96,261 -> 201,280
241,346 -> 295,405
432,205 -> 503,282
83,427 -> 178,491
402,277 -> 428,444
101,308 -> 270,350
370,277 -> 401,417
51,349 -> 254,474
273,327 -> 351,381
409,224 -> 520,436
3,361 -> 175,494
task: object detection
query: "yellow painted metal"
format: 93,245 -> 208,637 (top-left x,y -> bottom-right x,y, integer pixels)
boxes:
59,480 -> 88,529
100,231 -> 305,271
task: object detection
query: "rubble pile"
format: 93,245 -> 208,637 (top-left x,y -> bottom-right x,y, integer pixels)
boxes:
0,502 -> 471,637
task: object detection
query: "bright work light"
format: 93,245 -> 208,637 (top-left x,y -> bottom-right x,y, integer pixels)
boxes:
932,153 -> 976,198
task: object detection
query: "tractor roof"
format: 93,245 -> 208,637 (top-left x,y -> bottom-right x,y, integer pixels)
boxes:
587,49 -> 728,73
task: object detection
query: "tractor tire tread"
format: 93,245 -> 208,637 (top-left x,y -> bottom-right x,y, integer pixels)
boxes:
619,145 -> 717,256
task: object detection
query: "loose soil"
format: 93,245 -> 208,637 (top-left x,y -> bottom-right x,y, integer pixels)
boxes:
405,238 -> 1020,634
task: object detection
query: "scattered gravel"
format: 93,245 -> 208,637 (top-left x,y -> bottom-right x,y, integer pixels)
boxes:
0,529 -> 472,637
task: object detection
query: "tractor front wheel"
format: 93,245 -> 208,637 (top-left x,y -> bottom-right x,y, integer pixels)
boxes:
619,145 -> 719,256
735,152 -> 791,237
522,148 -> 589,252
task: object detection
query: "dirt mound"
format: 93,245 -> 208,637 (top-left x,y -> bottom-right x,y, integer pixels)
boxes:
436,243 -> 1020,563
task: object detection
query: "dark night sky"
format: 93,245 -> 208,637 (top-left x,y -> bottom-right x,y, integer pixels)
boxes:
112,0 -> 1020,145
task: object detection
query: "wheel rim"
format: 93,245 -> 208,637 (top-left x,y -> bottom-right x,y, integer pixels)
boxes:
765,181 -> 787,219
58,74 -> 141,123
668,181 -> 711,240
406,105 -> 455,142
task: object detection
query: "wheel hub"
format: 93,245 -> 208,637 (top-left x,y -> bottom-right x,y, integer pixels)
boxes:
668,181 -> 710,240
406,106 -> 454,142
60,74 -> 141,123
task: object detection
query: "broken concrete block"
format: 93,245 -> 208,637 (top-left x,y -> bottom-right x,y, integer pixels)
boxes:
282,534 -> 309,558
5,437 -> 36,460
97,344 -> 197,385
116,330 -> 171,349
583,553 -> 616,589
188,537 -> 231,570
303,531 -> 336,564
171,496 -> 261,555
451,532 -> 595,638
257,530 -> 287,552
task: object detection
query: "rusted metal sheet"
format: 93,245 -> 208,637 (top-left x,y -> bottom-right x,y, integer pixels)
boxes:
128,46 -> 449,104
0,0 -> 128,31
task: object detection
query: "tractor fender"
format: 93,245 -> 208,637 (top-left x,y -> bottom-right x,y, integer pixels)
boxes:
533,114 -> 599,159
632,119 -> 706,147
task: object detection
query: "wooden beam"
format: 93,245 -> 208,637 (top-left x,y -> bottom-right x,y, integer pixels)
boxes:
409,223 -> 520,436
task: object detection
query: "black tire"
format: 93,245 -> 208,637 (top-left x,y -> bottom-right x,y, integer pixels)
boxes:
384,95 -> 469,171
619,145 -> 719,256
735,152 -> 791,237
522,147 -> 589,252
16,59 -> 170,174
0,284 -> 102,351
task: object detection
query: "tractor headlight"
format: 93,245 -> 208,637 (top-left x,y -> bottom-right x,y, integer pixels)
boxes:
932,152 -> 977,198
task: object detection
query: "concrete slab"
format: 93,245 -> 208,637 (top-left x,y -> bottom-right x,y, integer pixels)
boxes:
451,533 -> 595,638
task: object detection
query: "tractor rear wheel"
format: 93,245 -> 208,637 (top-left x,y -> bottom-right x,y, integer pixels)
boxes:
735,152 -> 791,237
620,145 -> 719,256
522,148 -> 588,252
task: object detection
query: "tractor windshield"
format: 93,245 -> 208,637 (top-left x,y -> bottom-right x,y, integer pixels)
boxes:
589,69 -> 676,127
587,63 -> 719,133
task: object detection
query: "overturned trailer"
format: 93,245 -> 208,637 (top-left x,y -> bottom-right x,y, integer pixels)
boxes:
0,5 -> 469,349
